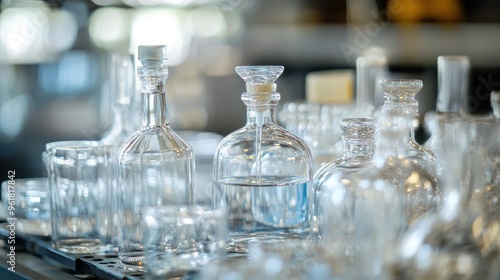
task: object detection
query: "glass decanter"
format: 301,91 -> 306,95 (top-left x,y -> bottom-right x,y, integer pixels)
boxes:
380,79 -> 442,225
117,45 -> 195,270
101,53 -> 136,248
213,66 -> 313,253
313,117 -> 405,279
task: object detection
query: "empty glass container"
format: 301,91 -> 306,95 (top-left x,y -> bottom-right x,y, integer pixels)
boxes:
313,117 -> 405,279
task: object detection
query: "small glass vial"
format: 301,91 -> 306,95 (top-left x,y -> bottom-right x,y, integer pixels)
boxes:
379,79 -> 442,225
213,66 -> 313,253
117,45 -> 195,269
313,117 -> 404,279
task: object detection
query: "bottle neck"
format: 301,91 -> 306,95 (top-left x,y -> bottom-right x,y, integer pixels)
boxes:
242,91 -> 280,126
246,106 -> 276,126
343,139 -> 375,164
382,106 -> 416,140
140,79 -> 168,127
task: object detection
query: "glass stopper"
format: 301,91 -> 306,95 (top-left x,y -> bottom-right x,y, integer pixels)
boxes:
235,66 -> 284,93
340,118 -> 376,141
380,79 -> 422,111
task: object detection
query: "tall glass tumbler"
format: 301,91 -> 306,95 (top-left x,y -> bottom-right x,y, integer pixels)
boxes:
44,141 -> 112,254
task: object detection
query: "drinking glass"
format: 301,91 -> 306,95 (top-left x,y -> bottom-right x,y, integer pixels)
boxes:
44,141 -> 112,254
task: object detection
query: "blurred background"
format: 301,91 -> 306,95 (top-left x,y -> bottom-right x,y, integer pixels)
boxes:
1,0 -> 500,178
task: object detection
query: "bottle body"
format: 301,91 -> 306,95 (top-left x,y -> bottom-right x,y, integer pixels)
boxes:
313,117 -> 404,278
118,123 -> 194,266
213,125 -> 311,251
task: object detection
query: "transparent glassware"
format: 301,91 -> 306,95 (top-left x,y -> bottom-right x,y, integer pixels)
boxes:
313,117 -> 405,279
117,45 -> 195,270
424,56 -> 470,152
213,66 -> 313,254
393,116 -> 500,280
101,52 -> 136,146
312,118 -> 377,235
278,70 -> 355,171
380,79 -> 442,225
349,50 -> 388,118
100,53 -> 136,249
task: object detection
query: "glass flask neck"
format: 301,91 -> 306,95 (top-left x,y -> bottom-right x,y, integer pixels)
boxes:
343,139 -> 375,163
340,118 -> 376,164
243,92 -> 280,126
374,113 -> 413,166
138,67 -> 169,127
437,56 -> 469,114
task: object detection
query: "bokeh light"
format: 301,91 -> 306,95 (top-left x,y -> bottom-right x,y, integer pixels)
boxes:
89,7 -> 131,52
130,8 -> 191,66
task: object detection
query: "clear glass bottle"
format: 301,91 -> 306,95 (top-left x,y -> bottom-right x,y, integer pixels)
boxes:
313,117 -> 404,279
117,45 -> 194,269
213,66 -> 313,253
101,53 -> 136,248
312,118 -> 377,234
380,79 -> 442,224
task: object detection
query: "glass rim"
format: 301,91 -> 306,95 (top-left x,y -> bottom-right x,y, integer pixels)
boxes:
45,141 -> 107,152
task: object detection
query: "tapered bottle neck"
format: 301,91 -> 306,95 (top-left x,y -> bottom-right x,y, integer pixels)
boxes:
374,112 -> 413,167
139,75 -> 169,127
